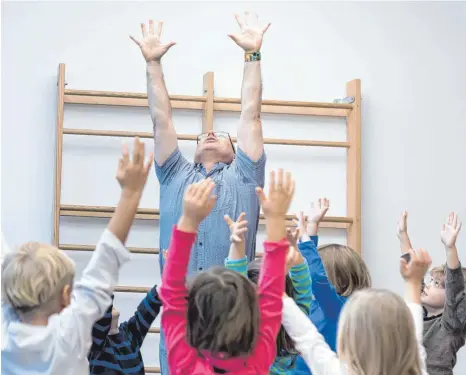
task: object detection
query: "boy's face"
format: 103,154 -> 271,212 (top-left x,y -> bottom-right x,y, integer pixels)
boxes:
421,273 -> 446,309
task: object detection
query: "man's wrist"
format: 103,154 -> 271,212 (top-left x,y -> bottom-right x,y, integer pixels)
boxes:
120,188 -> 142,202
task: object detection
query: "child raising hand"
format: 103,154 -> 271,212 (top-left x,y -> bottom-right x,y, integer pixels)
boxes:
160,169 -> 295,375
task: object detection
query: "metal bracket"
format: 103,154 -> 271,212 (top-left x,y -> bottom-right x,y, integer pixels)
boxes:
333,96 -> 354,104
57,82 -> 68,87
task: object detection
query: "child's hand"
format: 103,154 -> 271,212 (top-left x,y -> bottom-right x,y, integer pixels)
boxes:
285,239 -> 305,271
286,227 -> 300,248
306,198 -> 329,236
397,210 -> 409,238
224,212 -> 248,243
116,138 -> 153,194
441,212 -> 462,249
179,179 -> 216,232
400,248 -> 432,283
256,169 -> 295,218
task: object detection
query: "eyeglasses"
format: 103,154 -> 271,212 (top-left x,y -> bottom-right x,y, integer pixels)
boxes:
197,131 -> 236,153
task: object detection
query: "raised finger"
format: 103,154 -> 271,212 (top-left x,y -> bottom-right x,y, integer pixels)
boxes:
121,142 -> 130,165
262,22 -> 271,34
234,13 -> 245,29
129,35 -> 142,47
243,10 -> 249,26
276,169 -> 284,191
269,170 -> 276,194
224,215 -> 234,226
284,171 -> 291,192
237,212 -> 246,222
156,21 -> 163,37
141,23 -> 148,38
288,178 -> 296,197
194,179 -> 210,200
452,213 -> 458,229
149,20 -> 154,35
201,180 -> 216,201
255,187 -> 267,205
133,138 -> 144,165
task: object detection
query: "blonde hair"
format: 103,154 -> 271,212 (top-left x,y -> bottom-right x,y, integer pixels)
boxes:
318,244 -> 371,296
429,264 -> 466,288
337,289 -> 422,375
1,242 -> 75,313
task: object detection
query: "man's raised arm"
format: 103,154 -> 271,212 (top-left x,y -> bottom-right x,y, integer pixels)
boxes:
228,12 -> 270,162
131,20 -> 178,166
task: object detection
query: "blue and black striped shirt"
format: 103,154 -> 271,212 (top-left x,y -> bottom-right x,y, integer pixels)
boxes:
88,285 -> 161,375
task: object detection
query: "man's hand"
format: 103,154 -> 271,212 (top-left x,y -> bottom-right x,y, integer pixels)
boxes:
130,20 -> 176,62
179,179 -> 216,233
400,248 -> 432,283
224,212 -> 248,244
256,169 -> 295,218
397,209 -> 409,238
116,138 -> 153,195
441,212 -> 462,249
228,11 -> 270,53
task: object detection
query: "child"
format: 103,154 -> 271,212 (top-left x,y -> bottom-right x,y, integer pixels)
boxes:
1,138 -> 153,375
159,169 -> 295,375
398,210 -> 466,375
88,285 -> 161,374
281,247 -> 431,375
293,199 -> 371,375
223,213 -> 313,374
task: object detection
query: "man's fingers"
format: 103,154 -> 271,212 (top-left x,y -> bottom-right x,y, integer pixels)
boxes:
234,13 -> 245,29
149,20 -> 155,35
156,21 -> 164,37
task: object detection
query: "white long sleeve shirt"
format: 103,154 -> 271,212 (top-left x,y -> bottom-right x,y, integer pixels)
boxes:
1,229 -> 131,375
282,296 -> 429,375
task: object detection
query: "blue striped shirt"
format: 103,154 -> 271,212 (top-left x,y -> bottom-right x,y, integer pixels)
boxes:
88,286 -> 162,375
156,147 -> 266,275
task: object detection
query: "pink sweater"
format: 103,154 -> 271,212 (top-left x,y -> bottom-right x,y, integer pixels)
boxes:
159,226 -> 288,375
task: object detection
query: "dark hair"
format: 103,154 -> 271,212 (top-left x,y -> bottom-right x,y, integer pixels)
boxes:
247,259 -> 298,361
187,266 -> 259,357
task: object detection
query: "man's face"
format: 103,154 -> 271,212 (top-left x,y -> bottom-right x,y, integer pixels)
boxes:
194,131 -> 235,164
421,273 -> 446,309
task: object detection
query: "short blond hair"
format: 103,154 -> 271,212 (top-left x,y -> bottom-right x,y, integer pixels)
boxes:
429,264 -> 466,288
338,289 -> 422,375
317,244 -> 371,297
1,242 -> 75,313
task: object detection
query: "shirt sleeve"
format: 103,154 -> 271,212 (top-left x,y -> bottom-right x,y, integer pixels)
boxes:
249,239 -> 288,372
406,302 -> 429,375
289,259 -> 313,316
159,227 -> 198,374
224,256 -> 248,277
281,296 -> 347,375
232,147 -> 266,187
89,296 -> 113,354
154,147 -> 191,185
441,264 -> 466,334
298,240 -> 345,319
121,285 -> 162,349
58,229 -> 131,357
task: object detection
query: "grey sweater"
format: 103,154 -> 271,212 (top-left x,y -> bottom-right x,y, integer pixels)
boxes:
423,265 -> 466,375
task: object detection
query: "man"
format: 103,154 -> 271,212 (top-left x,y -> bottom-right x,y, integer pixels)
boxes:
131,12 -> 270,374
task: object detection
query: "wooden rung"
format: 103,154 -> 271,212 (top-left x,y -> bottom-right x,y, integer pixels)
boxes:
115,286 -> 150,293
62,128 -> 349,148
214,103 -> 349,117
60,205 -> 352,223
60,244 -> 159,254
64,95 -> 203,111
145,367 -> 161,373
148,327 -> 161,334
64,89 -> 353,110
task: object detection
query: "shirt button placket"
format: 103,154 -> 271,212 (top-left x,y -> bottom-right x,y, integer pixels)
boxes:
197,222 -> 205,272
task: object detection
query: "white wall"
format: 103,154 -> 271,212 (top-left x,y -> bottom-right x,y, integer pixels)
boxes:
2,1 -> 466,372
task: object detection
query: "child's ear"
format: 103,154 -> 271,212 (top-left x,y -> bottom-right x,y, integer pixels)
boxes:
61,284 -> 72,308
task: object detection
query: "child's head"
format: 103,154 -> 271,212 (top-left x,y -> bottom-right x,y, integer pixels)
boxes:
187,266 -> 259,359
337,289 -> 423,375
318,244 -> 371,296
248,258 -> 298,359
1,242 -> 75,321
422,264 -> 466,310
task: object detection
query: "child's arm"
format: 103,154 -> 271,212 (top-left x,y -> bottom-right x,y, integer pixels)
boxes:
282,296 -> 346,375
399,248 -> 432,375
159,179 -> 217,374
249,169 -> 294,371
89,296 -> 113,353
60,138 -> 152,356
224,212 -> 249,277
287,228 -> 313,315
440,213 -> 466,333
120,285 -> 162,347
397,210 -> 413,254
